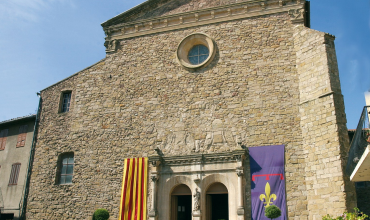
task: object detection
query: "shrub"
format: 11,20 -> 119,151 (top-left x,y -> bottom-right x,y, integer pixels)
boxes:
265,205 -> 282,220
93,208 -> 109,220
322,208 -> 368,220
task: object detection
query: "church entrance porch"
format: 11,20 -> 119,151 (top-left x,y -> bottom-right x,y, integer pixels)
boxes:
148,150 -> 246,220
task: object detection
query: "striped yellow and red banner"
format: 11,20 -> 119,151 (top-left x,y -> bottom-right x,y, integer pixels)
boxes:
119,157 -> 148,220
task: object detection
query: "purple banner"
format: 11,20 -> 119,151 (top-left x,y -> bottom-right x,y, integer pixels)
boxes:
249,145 -> 286,220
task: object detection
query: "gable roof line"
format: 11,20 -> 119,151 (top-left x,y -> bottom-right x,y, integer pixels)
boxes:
101,0 -> 162,27
101,0 -> 303,29
104,1 -> 306,41
106,0 -> 291,28
40,58 -> 106,92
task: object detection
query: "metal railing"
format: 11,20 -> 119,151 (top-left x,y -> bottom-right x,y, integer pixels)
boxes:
346,106 -> 370,176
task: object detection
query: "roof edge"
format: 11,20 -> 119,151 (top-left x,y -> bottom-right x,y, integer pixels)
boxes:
101,0 -> 159,27
104,0 -> 307,41
40,58 -> 106,92
0,114 -> 36,126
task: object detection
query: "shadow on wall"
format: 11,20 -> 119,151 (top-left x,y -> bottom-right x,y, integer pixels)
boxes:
249,156 -> 262,190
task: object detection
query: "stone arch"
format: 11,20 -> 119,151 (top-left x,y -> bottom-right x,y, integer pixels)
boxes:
206,182 -> 228,194
201,174 -> 236,220
201,173 -> 235,193
166,175 -> 193,195
163,175 -> 194,219
171,184 -> 192,195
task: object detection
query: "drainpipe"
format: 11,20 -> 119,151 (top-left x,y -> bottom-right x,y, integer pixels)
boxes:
19,93 -> 42,220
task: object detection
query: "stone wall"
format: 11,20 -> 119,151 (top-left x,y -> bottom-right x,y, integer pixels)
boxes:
294,26 -> 356,219
26,6 -> 354,220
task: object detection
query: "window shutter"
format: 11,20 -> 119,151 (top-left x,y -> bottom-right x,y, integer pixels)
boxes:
9,163 -> 21,185
21,125 -> 28,147
0,129 -> 8,150
16,125 -> 28,147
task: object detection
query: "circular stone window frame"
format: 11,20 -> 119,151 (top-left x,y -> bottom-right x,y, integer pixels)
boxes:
176,33 -> 216,70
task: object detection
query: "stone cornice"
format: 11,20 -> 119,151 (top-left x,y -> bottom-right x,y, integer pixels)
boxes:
163,154 -> 203,165
160,168 -> 237,174
103,0 -> 305,51
148,149 -> 247,166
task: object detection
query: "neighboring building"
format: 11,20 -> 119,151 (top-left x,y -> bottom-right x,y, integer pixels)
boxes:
347,92 -> 370,182
365,92 -> 370,107
26,0 -> 357,219
346,92 -> 370,215
0,115 -> 36,220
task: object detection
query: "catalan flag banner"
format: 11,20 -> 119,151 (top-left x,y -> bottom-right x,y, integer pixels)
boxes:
249,145 -> 286,220
119,157 -> 148,220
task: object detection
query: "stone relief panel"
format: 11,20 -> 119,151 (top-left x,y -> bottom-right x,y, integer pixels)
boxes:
151,116 -> 247,155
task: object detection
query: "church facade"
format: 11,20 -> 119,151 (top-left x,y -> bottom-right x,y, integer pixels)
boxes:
26,0 -> 356,219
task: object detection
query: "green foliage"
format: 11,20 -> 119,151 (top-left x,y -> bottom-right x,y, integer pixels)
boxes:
265,205 -> 282,220
93,208 -> 110,220
322,208 -> 368,220
365,130 -> 370,142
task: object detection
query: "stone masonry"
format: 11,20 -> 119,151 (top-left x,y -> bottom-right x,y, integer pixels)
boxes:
294,26 -> 356,219
26,0 -> 356,219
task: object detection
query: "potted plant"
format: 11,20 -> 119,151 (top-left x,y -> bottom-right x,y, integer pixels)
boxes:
265,205 -> 282,220
93,208 -> 110,220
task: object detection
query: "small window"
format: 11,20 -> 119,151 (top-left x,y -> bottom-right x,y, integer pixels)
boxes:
188,44 -> 209,65
176,33 -> 216,69
16,125 -> 28,148
0,129 -> 8,150
58,153 -> 74,184
9,163 -> 21,185
60,92 -> 72,113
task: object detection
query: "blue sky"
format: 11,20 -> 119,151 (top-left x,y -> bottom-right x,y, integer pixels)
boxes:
0,0 -> 369,129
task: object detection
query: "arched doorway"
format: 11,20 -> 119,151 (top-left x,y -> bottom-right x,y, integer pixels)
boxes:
206,182 -> 229,220
171,184 -> 192,220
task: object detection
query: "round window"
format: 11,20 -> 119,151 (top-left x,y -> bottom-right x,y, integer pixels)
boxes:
176,33 -> 216,69
188,45 -> 210,65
